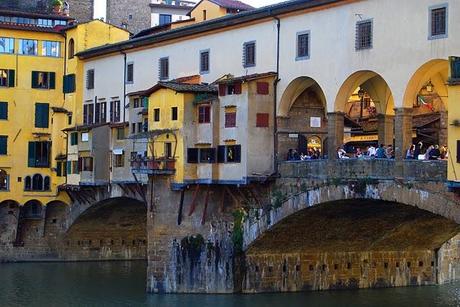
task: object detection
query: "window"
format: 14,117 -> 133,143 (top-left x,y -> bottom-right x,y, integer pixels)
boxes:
113,153 -> 124,167
86,69 -> 95,89
256,113 -> 269,127
143,119 -> 148,132
159,57 -> 169,80
32,174 -> 43,191
217,145 -> 241,163
83,104 -> 94,125
198,105 -> 211,123
225,112 -> 236,128
296,31 -> 310,60
0,102 -> 7,120
137,122 -> 143,133
199,148 -> 216,163
32,71 -> 56,89
0,69 -> 15,87
0,37 -> 14,54
159,14 -> 172,25
18,39 -> 37,55
110,100 -> 120,122
171,107 -> 178,121
429,5 -> 448,39
133,98 -> 141,108
243,41 -> 256,67
200,50 -> 210,74
142,97 -> 149,108
126,62 -> 134,83
203,10 -> 207,21
42,41 -> 60,57
63,74 -> 76,93
117,127 -> 125,140
256,82 -> 269,95
226,83 -> 242,95
80,157 -> 93,171
28,141 -> 51,167
35,103 -> 49,128
81,132 -> 89,142
70,132 -> 78,145
72,161 -> 79,174
187,148 -> 198,163
0,136 -> 7,155
131,123 -> 136,134
154,108 -> 160,122
165,142 -> 172,158
68,38 -> 75,59
355,20 -> 373,50
57,161 -> 66,177
0,170 -> 8,190
96,102 -> 106,123
451,57 -> 460,80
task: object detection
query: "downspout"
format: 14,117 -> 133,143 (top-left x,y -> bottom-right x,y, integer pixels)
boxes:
63,32 -> 67,104
120,51 -> 127,123
273,15 -> 281,174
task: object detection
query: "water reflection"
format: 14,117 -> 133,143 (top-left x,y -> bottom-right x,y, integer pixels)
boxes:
1,261 -> 460,306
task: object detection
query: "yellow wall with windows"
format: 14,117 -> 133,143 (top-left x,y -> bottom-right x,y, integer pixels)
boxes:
448,83 -> 460,182
190,0 -> 227,23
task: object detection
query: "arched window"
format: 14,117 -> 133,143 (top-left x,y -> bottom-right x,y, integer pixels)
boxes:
24,176 -> 31,191
68,38 -> 75,59
0,169 -> 8,190
44,176 -> 50,191
32,174 -> 43,191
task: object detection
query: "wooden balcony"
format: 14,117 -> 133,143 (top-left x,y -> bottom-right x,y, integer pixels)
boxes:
131,157 -> 176,175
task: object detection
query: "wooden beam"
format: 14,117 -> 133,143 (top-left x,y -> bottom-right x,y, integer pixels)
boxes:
177,189 -> 185,225
201,185 -> 210,225
188,184 -> 200,216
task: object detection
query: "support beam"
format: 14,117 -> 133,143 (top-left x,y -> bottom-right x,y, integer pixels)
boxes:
394,108 -> 413,161
327,112 -> 345,160
377,114 -> 394,147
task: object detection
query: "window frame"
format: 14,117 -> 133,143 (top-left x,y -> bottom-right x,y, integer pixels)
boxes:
296,30 -> 310,61
18,39 -> 38,55
355,19 -> 373,51
0,102 -> 8,120
199,49 -> 210,74
42,40 -> 60,57
153,108 -> 160,122
198,105 -> 211,124
159,57 -> 169,81
0,135 -> 7,155
159,14 -> 172,25
0,37 -> 14,54
243,41 -> 256,68
86,69 -> 95,89
126,62 -> 134,84
428,3 -> 448,40
171,106 -> 178,121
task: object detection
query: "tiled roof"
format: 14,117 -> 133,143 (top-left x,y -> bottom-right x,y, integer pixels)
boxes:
129,81 -> 217,97
209,0 -> 254,11
215,72 -> 277,83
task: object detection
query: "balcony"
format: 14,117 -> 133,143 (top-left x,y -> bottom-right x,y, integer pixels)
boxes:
131,157 -> 176,175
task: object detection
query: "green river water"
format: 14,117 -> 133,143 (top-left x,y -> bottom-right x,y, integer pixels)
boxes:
1,261 -> 459,306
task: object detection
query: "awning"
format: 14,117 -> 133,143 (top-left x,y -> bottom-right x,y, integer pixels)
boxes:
113,148 -> 124,155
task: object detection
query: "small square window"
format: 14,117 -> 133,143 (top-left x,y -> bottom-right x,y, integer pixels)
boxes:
225,112 -> 236,128
355,20 -> 373,50
256,113 -> 269,127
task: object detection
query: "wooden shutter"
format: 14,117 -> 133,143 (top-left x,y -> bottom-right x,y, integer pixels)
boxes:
256,113 -> 269,127
78,157 -> 82,172
234,145 -> 241,163
28,142 -> 36,167
217,146 -> 226,163
7,70 -> 14,87
187,148 -> 198,163
256,82 -> 269,95
0,102 -> 7,119
49,72 -> 55,89
31,71 -> 39,88
218,84 -> 226,96
234,82 -> 242,95
56,162 -> 62,177
0,136 -> 6,155
225,112 -> 236,128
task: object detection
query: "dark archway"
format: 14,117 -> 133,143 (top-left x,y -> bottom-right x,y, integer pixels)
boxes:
63,197 -> 147,261
0,200 -> 19,245
15,200 -> 44,247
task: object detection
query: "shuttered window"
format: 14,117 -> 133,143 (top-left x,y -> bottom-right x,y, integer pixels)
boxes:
430,6 -> 447,38
199,148 -> 216,163
217,145 -> 241,163
198,105 -> 210,123
218,84 -> 226,96
28,141 -> 51,167
110,101 -> 120,122
243,41 -> 256,67
63,74 -> 76,93
200,50 -> 210,74
256,113 -> 269,127
126,63 -> 134,83
31,71 -> 55,89
159,57 -> 169,80
0,136 -> 7,155
35,103 -> 49,128
86,69 -> 94,89
187,148 -> 199,163
0,69 -> 15,87
227,82 -> 242,95
70,132 -> 78,145
256,82 -> 269,95
355,20 -> 373,50
225,112 -> 236,128
0,102 -> 7,120
67,161 -> 72,175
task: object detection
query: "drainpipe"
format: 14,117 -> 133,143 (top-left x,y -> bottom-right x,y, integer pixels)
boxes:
120,51 -> 127,123
63,32 -> 67,104
273,15 -> 281,174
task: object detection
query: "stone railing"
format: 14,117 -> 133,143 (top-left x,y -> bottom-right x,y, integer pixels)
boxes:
279,159 -> 447,182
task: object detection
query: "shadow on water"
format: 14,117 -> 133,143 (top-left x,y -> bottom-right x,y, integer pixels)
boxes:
1,261 -> 460,307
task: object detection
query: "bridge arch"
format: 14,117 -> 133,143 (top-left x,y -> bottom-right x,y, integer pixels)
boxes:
244,182 -> 460,250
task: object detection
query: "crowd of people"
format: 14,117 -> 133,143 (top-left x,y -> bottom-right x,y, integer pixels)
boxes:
287,148 -> 322,161
336,142 -> 448,160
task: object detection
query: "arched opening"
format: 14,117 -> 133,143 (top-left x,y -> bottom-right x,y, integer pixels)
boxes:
403,59 -> 449,158
278,77 -> 327,160
68,38 -> 75,59
15,200 -> 44,247
0,200 -> 19,245
24,176 -> 31,191
244,199 -> 460,293
334,71 -> 395,158
44,176 -> 50,191
64,197 -> 147,260
0,169 -> 8,190
32,174 -> 43,191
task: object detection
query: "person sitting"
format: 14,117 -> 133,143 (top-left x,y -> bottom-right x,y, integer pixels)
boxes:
429,145 -> 441,160
337,147 -> 348,159
355,148 -> 363,158
406,145 -> 415,159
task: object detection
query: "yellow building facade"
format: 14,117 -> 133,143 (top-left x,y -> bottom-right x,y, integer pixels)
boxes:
0,11 -> 129,207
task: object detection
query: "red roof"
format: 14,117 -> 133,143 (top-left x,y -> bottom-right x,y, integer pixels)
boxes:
0,22 -> 64,33
208,0 -> 254,11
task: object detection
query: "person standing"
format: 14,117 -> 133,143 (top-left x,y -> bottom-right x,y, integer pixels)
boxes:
368,144 -> 376,157
376,144 -> 386,159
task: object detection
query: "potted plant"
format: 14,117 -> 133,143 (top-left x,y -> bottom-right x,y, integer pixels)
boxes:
51,0 -> 62,13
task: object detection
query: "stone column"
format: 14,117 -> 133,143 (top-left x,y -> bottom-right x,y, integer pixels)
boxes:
377,114 -> 394,147
439,110 -> 448,146
394,108 -> 413,161
327,112 -> 345,160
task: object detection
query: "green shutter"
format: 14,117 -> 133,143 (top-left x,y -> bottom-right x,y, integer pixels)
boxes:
49,72 -> 55,89
70,132 -> 78,145
8,70 -> 14,87
35,103 -> 49,128
28,142 -> 36,167
67,161 -> 72,175
69,74 -> 75,92
63,75 -> 68,93
31,71 -> 38,88
56,162 -> 62,177
0,136 -> 7,155
0,102 -> 7,120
